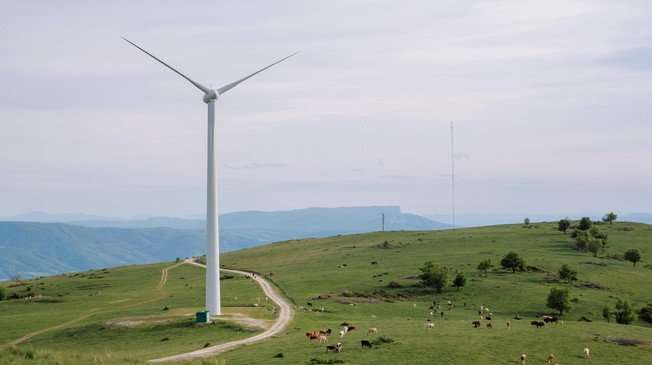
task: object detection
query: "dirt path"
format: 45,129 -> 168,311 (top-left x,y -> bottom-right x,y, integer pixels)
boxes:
148,260 -> 294,363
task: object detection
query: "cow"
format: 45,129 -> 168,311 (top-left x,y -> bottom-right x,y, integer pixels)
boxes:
319,329 -> 332,336
472,320 -> 481,328
361,340 -> 372,349
339,330 -> 346,338
583,347 -> 591,359
347,325 -> 357,332
326,343 -> 343,353
506,320 -> 511,329
546,353 -> 557,364
520,353 -> 527,365
425,321 -> 435,329
530,320 -> 545,328
486,322 -> 493,329
485,316 -> 492,321
318,335 -> 328,343
368,327 -> 378,335
306,331 -> 318,339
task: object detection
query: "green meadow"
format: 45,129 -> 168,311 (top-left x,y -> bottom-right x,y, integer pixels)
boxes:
1,221 -> 651,364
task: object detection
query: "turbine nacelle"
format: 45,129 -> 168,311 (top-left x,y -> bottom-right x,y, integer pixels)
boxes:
203,90 -> 218,103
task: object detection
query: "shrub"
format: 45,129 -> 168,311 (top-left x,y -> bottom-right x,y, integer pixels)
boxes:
558,218 -> 571,234
452,272 -> 466,290
603,306 -> 611,322
501,252 -> 525,273
624,249 -> 641,267
578,217 -> 592,230
558,264 -> 578,282
418,261 -> 448,293
0,286 -> 5,301
638,304 -> 652,324
587,240 -> 602,257
477,259 -> 493,276
547,287 -> 571,315
614,299 -> 635,324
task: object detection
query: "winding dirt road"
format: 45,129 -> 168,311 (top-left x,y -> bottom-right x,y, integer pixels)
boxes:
148,260 -> 294,363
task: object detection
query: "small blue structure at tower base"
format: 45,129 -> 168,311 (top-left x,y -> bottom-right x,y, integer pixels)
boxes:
196,310 -> 210,323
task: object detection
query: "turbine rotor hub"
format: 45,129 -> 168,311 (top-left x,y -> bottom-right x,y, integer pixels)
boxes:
203,89 -> 218,103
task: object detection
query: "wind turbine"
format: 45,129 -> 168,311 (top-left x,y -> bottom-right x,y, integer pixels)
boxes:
123,37 -> 297,316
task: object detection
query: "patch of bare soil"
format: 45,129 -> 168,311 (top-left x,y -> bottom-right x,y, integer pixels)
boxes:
215,313 -> 271,330
593,334 -> 652,347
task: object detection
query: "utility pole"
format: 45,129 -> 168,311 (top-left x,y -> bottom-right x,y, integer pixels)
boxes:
450,121 -> 456,229
382,213 -> 385,232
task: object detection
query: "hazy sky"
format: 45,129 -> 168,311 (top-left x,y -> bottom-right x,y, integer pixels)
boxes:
1,0 -> 651,219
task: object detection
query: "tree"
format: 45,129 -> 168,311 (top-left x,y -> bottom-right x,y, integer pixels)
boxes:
419,261 -> 448,293
602,306 -> 611,322
452,272 -> 466,290
0,286 -> 5,301
614,299 -> 635,324
558,218 -> 571,234
602,212 -> 618,224
547,288 -> 571,315
524,218 -> 530,226
558,264 -> 578,282
624,249 -> 641,267
501,252 -> 525,273
587,240 -> 602,257
578,217 -> 592,230
477,259 -> 493,276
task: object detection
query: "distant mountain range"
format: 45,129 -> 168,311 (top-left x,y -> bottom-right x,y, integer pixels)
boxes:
0,206 -> 447,279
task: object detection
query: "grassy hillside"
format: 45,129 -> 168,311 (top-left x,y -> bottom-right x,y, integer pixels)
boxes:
0,261 -> 274,364
1,221 -> 651,364
214,221 -> 652,365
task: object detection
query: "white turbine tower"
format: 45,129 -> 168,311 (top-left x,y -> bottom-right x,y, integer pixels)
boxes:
123,37 -> 297,316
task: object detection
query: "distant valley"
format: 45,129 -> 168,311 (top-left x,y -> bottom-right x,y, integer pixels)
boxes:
0,206 -> 447,279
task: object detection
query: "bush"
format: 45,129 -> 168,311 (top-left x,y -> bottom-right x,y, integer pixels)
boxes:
477,259 -> 493,276
638,304 -> 652,324
603,306 -> 611,322
558,218 -> 571,234
578,217 -> 592,230
587,240 -> 602,257
624,249 -> 642,267
418,261 -> 448,293
0,286 -> 5,301
558,264 -> 578,282
547,287 -> 571,315
452,272 -> 466,290
614,299 -> 635,324
501,252 -> 525,273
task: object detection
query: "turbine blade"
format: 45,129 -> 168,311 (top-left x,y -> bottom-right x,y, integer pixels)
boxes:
122,37 -> 209,94
217,52 -> 299,95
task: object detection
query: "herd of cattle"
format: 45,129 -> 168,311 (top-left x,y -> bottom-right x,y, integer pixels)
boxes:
304,302 -> 595,363
305,323 -> 379,353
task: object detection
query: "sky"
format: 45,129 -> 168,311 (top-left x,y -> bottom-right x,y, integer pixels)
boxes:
1,0 -> 651,221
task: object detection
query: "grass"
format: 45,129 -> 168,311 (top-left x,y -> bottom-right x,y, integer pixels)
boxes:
1,221 -> 651,364
0,261 -> 273,364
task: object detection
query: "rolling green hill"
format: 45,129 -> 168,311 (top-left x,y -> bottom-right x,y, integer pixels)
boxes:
1,221 -> 651,364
